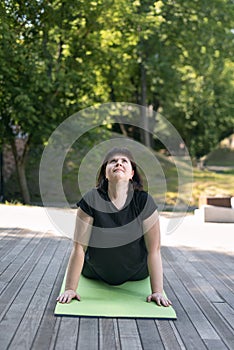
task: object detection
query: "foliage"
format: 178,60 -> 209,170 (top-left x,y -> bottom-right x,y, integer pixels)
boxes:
0,0 -> 234,202
133,0 -> 234,157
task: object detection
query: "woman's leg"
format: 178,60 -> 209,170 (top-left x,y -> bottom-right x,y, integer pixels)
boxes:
128,262 -> 149,281
81,262 -> 101,280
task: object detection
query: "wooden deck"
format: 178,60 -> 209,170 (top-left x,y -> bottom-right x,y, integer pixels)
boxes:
0,227 -> 234,350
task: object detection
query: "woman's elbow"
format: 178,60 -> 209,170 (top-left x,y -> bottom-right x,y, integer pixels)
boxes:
73,242 -> 86,255
147,244 -> 161,256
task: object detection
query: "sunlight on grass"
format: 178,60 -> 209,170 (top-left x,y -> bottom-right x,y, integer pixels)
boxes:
191,169 -> 234,207
149,152 -> 234,208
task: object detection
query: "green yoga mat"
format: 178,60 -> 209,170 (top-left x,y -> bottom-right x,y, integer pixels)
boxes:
55,275 -> 176,319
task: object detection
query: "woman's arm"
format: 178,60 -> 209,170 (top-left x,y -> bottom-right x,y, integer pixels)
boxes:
143,210 -> 172,307
56,208 -> 93,303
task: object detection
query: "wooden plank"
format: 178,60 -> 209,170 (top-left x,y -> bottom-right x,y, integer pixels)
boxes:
163,246 -> 234,349
192,261 -> 234,306
164,247 -> 223,303
0,228 -> 20,241
208,249 -> 234,266
8,238 -> 70,350
1,228 -> 233,350
52,317 -> 80,350
162,277 -> 207,350
0,229 -> 17,247
32,239 -> 72,350
112,319 -> 121,350
136,319 -> 164,350
213,302 -> 234,329
182,247 -> 234,274
0,233 -> 46,284
0,238 -> 60,349
77,318 -> 99,350
164,246 -> 234,305
0,234 -> 51,318
166,259 -> 234,349
118,319 -> 142,350
162,254 -> 220,341
186,248 -> 234,297
0,281 -> 7,295
0,231 -> 44,269
0,229 -> 25,261
169,321 -> 187,350
0,237 -> 21,262
48,318 -> 61,350
204,250 -> 234,270
190,276 -> 223,303
203,339 -> 230,350
99,318 -> 120,350
196,251 -> 234,291
155,320 -> 182,350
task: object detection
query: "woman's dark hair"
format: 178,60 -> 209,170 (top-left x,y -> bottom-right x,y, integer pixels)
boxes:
96,147 -> 144,192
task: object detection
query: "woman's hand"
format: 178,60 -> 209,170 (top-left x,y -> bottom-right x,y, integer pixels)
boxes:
147,292 -> 172,307
56,289 -> 81,304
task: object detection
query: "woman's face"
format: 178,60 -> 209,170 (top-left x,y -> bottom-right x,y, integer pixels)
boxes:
105,154 -> 134,183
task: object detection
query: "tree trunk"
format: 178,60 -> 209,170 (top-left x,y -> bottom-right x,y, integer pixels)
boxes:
0,151 -> 4,202
109,82 -> 128,137
140,62 -> 151,147
11,138 -> 31,204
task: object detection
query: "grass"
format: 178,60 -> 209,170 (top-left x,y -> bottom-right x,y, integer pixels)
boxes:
191,168 -> 234,205
204,148 -> 234,166
158,153 -> 234,208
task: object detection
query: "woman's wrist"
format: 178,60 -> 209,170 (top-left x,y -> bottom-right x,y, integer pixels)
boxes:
65,287 -> 76,292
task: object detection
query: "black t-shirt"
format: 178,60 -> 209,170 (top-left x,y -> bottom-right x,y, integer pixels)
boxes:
77,188 -> 157,285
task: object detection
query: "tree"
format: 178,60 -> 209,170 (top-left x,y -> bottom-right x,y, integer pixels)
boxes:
0,0 -> 108,203
0,1 -> 43,203
137,0 -> 234,157
1,0 -> 234,203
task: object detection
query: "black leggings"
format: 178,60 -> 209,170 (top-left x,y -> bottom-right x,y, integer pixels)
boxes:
82,261 -> 149,285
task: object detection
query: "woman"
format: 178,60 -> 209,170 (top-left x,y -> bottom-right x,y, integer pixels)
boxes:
57,147 -> 171,307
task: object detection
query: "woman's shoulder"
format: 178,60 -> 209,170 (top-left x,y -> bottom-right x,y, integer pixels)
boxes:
133,190 -> 152,201
132,190 -> 151,209
79,187 -> 103,201
84,187 -> 99,197
77,188 -> 103,216
133,190 -> 157,217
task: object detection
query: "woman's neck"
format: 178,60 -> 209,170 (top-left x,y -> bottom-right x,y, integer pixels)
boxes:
108,181 -> 129,199
107,181 -> 130,209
